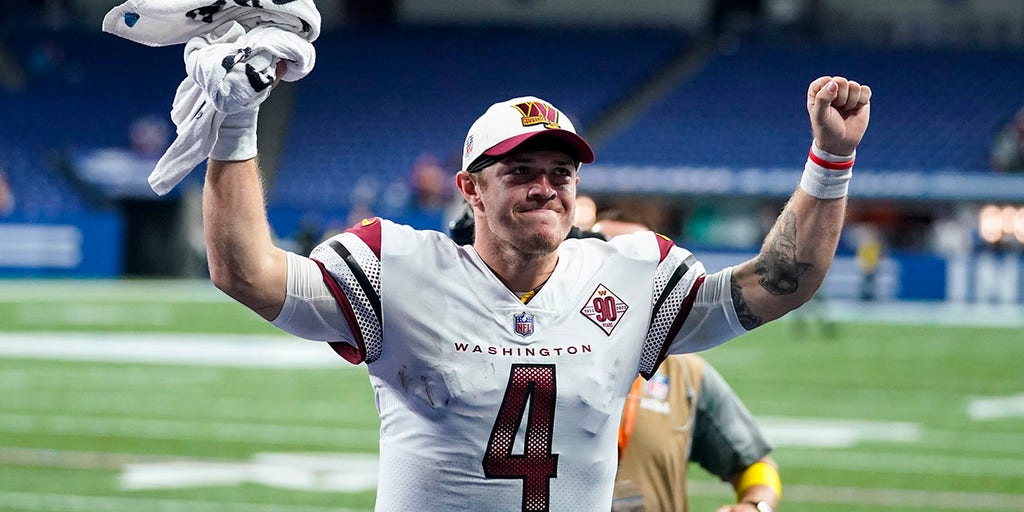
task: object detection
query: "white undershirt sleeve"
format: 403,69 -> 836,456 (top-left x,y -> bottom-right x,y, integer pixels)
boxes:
271,251 -> 357,345
667,266 -> 748,354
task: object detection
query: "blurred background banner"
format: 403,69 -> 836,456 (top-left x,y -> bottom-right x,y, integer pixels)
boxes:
1,1 -> 1023,512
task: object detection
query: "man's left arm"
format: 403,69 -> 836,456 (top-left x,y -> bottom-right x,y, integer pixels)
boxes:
731,76 -> 871,329
688,361 -> 780,512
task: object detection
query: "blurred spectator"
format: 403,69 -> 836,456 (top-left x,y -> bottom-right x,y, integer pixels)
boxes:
575,195 -> 598,231
591,208 -> 651,238
991,106 -> 1024,173
0,168 -> 14,216
128,115 -> 172,159
345,204 -> 375,229
409,153 -> 453,210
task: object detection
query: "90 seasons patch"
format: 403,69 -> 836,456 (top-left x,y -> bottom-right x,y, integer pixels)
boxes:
580,284 -> 628,335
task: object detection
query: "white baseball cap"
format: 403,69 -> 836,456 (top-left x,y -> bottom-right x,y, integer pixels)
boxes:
461,96 -> 595,173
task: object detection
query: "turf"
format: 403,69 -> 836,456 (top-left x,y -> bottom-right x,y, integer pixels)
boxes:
0,280 -> 1022,511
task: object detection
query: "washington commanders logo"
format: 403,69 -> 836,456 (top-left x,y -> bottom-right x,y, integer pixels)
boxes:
511,101 -> 560,129
580,284 -> 629,335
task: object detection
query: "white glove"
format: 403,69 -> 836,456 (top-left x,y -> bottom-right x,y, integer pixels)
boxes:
210,107 -> 259,162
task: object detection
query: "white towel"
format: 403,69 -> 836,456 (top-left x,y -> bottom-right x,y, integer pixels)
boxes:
101,0 -> 320,47
102,0 -> 320,195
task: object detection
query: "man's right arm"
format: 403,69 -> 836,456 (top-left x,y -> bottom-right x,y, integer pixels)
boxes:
204,157 -> 288,321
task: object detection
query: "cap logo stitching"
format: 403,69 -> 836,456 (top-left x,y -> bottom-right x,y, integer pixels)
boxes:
512,101 -> 560,129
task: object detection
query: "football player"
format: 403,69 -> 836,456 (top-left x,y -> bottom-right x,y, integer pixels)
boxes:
202,75 -> 869,510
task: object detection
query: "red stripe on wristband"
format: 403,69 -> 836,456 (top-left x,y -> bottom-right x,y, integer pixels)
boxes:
808,148 -> 855,171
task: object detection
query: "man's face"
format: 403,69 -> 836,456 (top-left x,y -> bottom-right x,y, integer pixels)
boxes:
472,149 -> 579,255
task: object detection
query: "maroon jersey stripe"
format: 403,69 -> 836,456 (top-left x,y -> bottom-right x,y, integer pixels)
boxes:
654,233 -> 675,263
345,217 -> 383,259
312,258 -> 366,364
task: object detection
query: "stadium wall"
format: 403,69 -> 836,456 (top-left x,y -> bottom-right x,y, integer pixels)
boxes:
699,250 -> 1022,304
0,211 -> 123,278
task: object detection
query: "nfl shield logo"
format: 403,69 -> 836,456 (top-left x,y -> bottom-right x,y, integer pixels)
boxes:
646,374 -> 670,401
514,312 -> 534,337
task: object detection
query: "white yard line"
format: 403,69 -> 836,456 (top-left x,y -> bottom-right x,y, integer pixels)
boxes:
0,413 -> 377,447
0,333 -> 353,369
0,446 -> 190,470
0,280 -> 227,303
2,389 -> 349,423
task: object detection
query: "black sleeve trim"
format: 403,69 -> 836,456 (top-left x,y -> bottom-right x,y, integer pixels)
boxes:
328,240 -> 381,322
650,260 -> 690,323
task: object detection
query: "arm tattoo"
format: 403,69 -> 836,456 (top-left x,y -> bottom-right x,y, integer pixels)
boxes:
731,273 -> 763,330
753,210 -> 813,296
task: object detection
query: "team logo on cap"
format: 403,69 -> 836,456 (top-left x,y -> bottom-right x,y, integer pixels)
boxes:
464,135 -> 474,157
512,101 -> 560,129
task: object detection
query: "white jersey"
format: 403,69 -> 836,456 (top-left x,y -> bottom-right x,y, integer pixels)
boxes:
279,218 -> 746,511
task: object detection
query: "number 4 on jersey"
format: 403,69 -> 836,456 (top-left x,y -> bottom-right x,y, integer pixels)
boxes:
483,364 -> 559,512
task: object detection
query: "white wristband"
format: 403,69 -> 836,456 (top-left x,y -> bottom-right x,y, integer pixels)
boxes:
800,143 -> 854,199
210,108 -> 258,162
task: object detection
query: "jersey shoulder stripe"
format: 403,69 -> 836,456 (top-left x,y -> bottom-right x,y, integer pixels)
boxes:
654,232 -> 675,262
311,228 -> 384,363
640,245 -> 706,379
346,217 -> 383,258
312,258 -> 367,364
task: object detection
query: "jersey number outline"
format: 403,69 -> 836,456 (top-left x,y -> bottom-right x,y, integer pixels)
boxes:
483,363 -> 559,512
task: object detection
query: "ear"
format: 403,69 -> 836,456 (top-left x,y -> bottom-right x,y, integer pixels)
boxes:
456,171 -> 483,208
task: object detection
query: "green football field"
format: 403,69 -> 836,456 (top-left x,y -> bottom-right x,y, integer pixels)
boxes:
1,280 -> 1022,512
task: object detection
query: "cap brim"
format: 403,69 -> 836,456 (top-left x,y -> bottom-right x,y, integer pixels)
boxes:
483,130 -> 595,165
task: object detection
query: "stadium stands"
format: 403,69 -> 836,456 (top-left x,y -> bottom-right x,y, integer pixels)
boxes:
270,26 -> 689,211
0,30 -> 183,216
3,28 -> 1024,216
597,37 -> 1024,173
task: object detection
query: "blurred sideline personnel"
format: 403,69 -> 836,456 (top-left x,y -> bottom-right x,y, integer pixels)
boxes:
613,353 -> 780,512
594,212 -> 780,512
454,210 -> 783,512
203,65 -> 870,510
